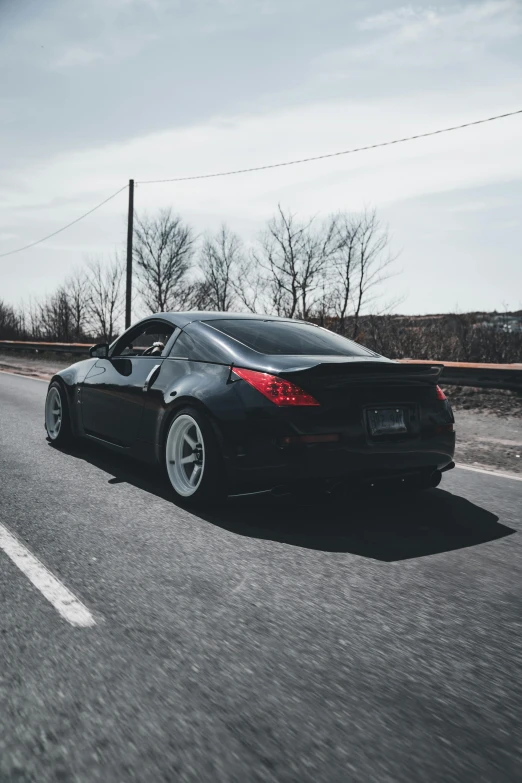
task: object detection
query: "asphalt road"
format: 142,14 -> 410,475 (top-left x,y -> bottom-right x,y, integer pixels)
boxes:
1,371 -> 521,783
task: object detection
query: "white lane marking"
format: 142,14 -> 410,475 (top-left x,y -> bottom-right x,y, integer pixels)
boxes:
0,523 -> 96,627
456,464 -> 522,482
0,369 -> 48,382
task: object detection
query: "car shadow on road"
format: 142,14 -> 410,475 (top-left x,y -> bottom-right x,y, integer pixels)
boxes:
57,440 -> 516,562
199,488 -> 516,561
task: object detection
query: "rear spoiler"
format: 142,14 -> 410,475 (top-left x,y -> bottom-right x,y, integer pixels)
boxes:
279,360 -> 444,387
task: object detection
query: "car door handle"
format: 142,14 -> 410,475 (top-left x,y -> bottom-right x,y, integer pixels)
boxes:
143,364 -> 161,393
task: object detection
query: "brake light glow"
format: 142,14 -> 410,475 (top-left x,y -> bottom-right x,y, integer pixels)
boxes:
436,385 -> 447,401
233,367 -> 320,406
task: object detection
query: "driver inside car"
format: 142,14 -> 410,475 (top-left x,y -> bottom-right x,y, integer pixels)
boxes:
142,341 -> 164,356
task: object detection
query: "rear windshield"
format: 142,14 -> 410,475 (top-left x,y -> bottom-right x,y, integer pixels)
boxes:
206,319 -> 377,357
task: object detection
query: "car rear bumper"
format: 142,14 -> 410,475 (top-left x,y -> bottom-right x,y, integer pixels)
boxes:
223,430 -> 456,492
202,384 -> 457,493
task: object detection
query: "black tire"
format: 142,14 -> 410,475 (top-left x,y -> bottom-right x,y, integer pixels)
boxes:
427,470 -> 442,489
382,470 -> 442,495
163,406 -> 226,507
404,471 -> 442,492
44,381 -> 73,446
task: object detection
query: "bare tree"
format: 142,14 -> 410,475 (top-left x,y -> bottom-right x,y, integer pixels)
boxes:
450,312 -> 475,362
198,225 -> 242,311
65,269 -> 90,340
10,271 -> 91,343
133,208 -> 195,313
37,287 -> 74,342
14,303 -> 28,340
328,213 -> 360,333
348,209 -> 396,340
184,279 -> 213,311
25,297 -> 42,340
86,256 -> 125,342
229,253 -> 266,314
253,205 -> 337,319
0,299 -> 19,339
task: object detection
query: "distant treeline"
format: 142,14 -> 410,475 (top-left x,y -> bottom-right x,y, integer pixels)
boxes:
0,205 -> 395,343
338,312 -> 522,364
1,205 -> 520,364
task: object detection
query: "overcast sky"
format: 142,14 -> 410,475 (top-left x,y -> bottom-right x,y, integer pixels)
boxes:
1,0 -> 521,314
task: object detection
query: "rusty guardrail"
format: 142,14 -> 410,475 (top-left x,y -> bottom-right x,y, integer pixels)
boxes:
0,340 -> 521,391
0,340 -> 92,356
399,359 -> 522,392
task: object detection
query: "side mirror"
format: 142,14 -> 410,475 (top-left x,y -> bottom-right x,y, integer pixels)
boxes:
89,343 -> 109,358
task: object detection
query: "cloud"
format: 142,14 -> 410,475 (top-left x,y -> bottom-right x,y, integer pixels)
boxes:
1,0 -> 521,312
2,81 -> 521,229
51,46 -> 105,69
1,98 -> 521,314
1,0 -> 162,72
50,29 -> 160,69
21,0 -> 286,72
326,1 -> 522,68
358,6 -> 436,32
359,1 -> 519,33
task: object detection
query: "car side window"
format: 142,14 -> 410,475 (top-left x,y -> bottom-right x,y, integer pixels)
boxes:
168,331 -> 195,359
112,322 -> 176,358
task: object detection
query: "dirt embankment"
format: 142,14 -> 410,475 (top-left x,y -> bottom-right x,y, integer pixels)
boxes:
451,409 -> 521,475
440,386 -> 521,476
1,352 -> 521,477
0,352 -> 72,380
442,385 -> 522,418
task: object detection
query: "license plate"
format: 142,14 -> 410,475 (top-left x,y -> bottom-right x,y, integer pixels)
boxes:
367,408 -> 407,436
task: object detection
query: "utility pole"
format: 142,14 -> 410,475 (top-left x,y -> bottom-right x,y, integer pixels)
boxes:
125,178 -> 134,329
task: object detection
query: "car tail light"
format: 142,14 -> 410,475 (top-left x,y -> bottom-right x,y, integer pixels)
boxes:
233,367 -> 320,406
436,385 -> 447,401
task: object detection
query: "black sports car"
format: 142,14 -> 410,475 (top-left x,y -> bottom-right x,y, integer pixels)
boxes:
44,312 -> 455,504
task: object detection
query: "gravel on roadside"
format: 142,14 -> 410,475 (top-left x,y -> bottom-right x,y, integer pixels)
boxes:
453,409 -> 522,476
0,352 -> 72,380
443,385 -> 522,418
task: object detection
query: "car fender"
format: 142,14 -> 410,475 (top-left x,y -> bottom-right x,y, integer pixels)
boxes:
49,359 -> 98,437
155,395 -> 232,465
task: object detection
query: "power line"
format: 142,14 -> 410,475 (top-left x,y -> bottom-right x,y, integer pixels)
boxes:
1,108 -> 521,261
137,108 -> 522,185
0,184 -> 129,260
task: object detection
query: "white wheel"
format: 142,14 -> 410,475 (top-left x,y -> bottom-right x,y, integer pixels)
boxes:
165,414 -> 206,497
45,386 -> 63,440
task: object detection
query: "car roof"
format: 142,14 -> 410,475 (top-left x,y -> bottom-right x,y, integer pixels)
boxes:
140,311 -> 310,328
